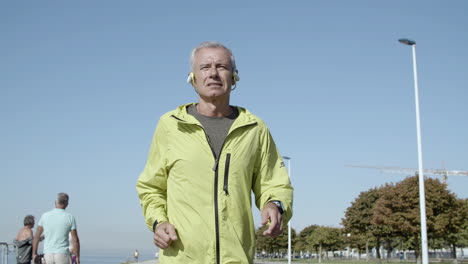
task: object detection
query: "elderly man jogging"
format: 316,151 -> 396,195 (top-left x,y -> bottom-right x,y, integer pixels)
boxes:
137,41 -> 293,264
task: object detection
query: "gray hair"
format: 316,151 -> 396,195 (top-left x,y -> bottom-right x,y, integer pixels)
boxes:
23,215 -> 35,226
56,192 -> 69,206
190,41 -> 237,72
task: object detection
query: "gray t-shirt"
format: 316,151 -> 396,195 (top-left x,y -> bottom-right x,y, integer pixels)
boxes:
14,237 -> 33,263
188,104 -> 238,159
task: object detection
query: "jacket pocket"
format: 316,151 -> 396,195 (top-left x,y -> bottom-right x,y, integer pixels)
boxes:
223,153 -> 231,195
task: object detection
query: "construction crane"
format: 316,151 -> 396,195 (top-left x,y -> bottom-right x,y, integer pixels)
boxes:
346,164 -> 468,183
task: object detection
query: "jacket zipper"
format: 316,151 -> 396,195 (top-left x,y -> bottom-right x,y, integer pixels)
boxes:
213,159 -> 221,264
174,115 -> 222,264
204,125 -> 254,264
223,153 -> 231,195
196,125 -> 221,264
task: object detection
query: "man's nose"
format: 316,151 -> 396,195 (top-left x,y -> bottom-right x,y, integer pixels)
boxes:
209,66 -> 219,77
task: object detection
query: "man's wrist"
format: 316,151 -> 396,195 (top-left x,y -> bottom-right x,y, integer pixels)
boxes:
153,220 -> 168,231
269,200 -> 284,214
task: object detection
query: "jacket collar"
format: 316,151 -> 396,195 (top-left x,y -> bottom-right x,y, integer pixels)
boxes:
171,103 -> 258,129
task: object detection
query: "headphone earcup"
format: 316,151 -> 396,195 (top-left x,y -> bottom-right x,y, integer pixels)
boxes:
232,71 -> 240,84
186,72 -> 195,84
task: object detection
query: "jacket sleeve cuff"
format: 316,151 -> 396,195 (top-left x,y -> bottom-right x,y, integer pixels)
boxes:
146,213 -> 168,232
151,219 -> 168,232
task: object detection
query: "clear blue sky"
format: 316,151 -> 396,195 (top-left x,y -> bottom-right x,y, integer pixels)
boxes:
2,0 -> 467,257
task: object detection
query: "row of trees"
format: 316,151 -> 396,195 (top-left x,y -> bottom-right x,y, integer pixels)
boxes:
255,176 -> 468,261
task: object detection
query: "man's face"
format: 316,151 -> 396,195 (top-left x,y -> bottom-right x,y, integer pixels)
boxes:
192,47 -> 234,99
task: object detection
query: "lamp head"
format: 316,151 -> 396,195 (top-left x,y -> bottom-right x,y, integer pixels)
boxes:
398,38 -> 416,45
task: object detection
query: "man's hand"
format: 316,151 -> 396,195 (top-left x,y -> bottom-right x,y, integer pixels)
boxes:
154,222 -> 178,249
261,202 -> 283,238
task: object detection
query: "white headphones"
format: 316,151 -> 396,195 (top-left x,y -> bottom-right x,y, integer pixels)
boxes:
186,72 -> 195,84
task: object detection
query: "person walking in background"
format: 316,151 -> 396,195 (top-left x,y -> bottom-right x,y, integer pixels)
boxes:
134,249 -> 139,263
14,215 -> 36,264
33,193 -> 80,264
136,41 -> 293,263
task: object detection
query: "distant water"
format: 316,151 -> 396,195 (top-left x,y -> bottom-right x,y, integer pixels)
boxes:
3,253 -> 156,264
81,253 -> 156,263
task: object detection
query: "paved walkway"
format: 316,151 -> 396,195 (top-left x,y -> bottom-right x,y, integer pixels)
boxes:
138,260 -> 158,264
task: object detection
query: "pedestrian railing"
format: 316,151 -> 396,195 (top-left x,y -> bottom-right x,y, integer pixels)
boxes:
0,242 -> 16,264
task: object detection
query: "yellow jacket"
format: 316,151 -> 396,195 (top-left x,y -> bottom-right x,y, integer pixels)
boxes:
137,103 -> 293,264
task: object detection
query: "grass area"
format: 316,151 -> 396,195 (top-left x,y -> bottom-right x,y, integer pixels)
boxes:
254,259 -> 466,264
119,258 -> 468,264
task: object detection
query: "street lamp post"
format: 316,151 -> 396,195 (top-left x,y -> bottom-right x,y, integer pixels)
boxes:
282,156 -> 292,264
398,38 -> 429,264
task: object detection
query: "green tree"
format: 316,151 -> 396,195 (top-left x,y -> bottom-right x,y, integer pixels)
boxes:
294,225 -> 319,254
442,198 -> 468,258
307,226 -> 328,263
342,186 -> 391,260
256,225 -> 274,256
255,225 -> 296,258
373,176 -> 424,260
307,226 -> 342,262
372,176 -> 465,261
344,232 -> 369,260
